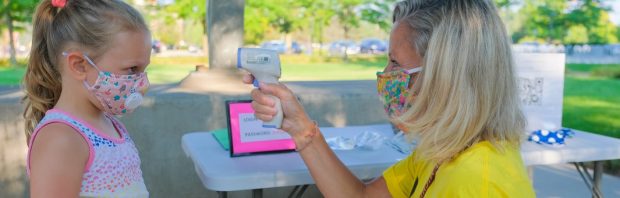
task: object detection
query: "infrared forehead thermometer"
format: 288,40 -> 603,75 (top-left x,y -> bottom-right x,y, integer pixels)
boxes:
237,48 -> 283,128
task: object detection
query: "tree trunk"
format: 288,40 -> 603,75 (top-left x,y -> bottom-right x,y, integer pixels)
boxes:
206,0 -> 244,69
284,33 -> 292,54
202,34 -> 209,56
343,25 -> 349,62
318,23 -> 324,56
309,19 -> 314,55
6,10 -> 17,66
202,18 -> 209,56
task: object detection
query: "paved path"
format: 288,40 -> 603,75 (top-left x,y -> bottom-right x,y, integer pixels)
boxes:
533,164 -> 620,198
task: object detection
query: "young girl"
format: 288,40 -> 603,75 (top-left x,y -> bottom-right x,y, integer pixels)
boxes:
23,0 -> 151,197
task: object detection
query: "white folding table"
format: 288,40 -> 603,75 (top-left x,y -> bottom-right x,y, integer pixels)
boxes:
182,124 -> 620,198
521,129 -> 620,198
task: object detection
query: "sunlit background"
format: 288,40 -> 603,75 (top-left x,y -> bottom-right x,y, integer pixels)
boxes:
0,0 -> 619,180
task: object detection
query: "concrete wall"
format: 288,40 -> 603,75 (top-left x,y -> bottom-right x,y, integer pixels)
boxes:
0,80 -> 388,198
0,102 -> 29,198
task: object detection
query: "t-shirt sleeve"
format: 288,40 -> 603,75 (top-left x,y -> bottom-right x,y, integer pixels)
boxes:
382,153 -> 416,198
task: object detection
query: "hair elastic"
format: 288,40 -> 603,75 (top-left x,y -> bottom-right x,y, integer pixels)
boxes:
51,0 -> 67,8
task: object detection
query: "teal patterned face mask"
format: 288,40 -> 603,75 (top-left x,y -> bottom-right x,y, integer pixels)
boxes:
376,67 -> 422,118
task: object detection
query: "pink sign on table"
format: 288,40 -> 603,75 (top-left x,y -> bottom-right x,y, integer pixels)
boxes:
226,100 -> 295,157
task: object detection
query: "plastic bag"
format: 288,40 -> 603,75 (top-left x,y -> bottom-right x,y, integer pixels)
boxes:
385,131 -> 416,154
326,131 -> 387,151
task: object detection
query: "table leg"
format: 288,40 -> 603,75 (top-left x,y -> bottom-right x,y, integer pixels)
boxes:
288,186 -> 301,198
288,185 -> 309,198
253,189 -> 263,198
592,161 -> 603,198
217,191 -> 228,198
574,162 -> 603,198
296,185 -> 309,198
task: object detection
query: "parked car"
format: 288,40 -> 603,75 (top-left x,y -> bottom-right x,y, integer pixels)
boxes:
360,38 -> 387,54
605,44 -> 620,55
291,41 -> 304,54
260,40 -> 286,54
152,40 -> 162,53
328,40 -> 360,57
260,40 -> 304,54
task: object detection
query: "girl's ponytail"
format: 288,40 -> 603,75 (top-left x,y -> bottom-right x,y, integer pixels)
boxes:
23,0 -> 62,143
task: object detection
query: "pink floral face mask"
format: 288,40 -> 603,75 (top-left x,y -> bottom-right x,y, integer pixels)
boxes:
376,67 -> 422,118
79,53 -> 149,115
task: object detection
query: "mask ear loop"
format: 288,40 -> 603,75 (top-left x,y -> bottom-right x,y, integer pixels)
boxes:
61,51 -> 103,72
401,66 -> 423,118
408,67 -> 423,93
82,54 -> 104,72
405,66 -> 423,74
72,53 -> 103,90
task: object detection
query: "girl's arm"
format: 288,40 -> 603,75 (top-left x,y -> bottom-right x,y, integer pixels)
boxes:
248,79 -> 391,198
29,123 -> 89,198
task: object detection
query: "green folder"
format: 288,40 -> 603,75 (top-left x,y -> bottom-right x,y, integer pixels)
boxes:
211,128 -> 230,151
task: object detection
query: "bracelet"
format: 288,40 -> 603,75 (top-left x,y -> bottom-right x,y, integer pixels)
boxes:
295,120 -> 318,152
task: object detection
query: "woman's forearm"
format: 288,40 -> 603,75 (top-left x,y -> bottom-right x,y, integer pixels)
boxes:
297,131 -> 367,197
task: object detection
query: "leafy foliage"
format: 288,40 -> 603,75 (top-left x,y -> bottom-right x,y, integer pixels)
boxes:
0,0 -> 38,66
514,0 -> 617,44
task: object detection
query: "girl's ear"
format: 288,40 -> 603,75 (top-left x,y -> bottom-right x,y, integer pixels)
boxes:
63,52 -> 89,81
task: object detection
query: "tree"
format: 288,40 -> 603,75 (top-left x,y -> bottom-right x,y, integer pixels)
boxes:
515,0 -> 568,43
330,0 -> 364,60
493,0 -> 522,38
616,26 -> 620,43
586,11 -> 618,44
245,0 -> 306,51
564,25 -> 589,45
514,0 -> 617,44
360,0 -> 397,32
298,0 -> 396,53
244,1 -> 271,45
0,0 -> 37,66
566,0 -> 617,44
333,0 -> 364,41
494,0 -> 515,9
296,0 -> 335,54
165,0 -> 208,54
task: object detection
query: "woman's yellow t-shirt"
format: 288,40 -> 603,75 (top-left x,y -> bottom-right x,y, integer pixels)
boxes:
383,141 -> 535,198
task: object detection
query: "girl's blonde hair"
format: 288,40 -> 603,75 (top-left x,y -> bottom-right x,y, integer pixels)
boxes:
23,0 -> 148,143
393,0 -> 526,163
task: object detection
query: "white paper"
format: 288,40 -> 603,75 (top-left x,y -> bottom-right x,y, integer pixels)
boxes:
514,53 -> 566,132
238,113 -> 291,143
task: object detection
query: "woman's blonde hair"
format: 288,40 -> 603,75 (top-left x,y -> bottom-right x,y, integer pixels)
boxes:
23,0 -> 148,143
393,0 -> 526,163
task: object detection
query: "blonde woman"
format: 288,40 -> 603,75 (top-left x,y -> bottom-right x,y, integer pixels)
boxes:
245,0 -> 534,197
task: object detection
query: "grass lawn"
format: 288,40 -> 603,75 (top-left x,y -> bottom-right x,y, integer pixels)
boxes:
147,56 -> 387,83
563,76 -> 620,137
146,57 -> 207,84
0,67 -> 25,85
280,55 -> 386,81
566,63 -> 617,73
562,75 -> 620,174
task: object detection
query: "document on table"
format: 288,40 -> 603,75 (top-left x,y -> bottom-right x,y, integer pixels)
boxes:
514,53 -> 566,132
